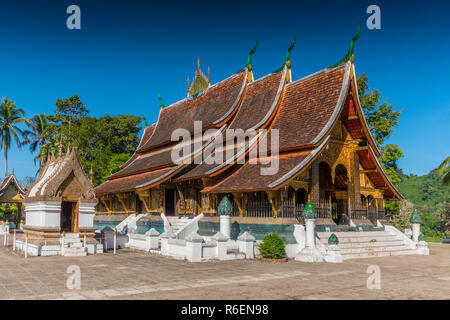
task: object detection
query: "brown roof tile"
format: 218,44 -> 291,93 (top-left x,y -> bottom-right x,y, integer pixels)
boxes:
203,150 -> 312,193
271,65 -> 346,151
95,167 -> 172,196
139,70 -> 247,151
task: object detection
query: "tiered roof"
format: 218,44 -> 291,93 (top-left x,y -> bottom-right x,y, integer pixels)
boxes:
0,174 -> 25,199
95,55 -> 402,200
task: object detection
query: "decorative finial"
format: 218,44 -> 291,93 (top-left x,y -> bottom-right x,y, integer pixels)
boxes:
208,66 -> 211,85
187,75 -> 190,96
217,195 -> 233,216
329,23 -> 361,68
286,36 -> 296,63
158,92 -> 164,109
197,57 -> 200,69
410,208 -> 422,224
246,40 -> 259,69
302,202 -> 317,219
142,115 -> 148,127
89,164 -> 94,183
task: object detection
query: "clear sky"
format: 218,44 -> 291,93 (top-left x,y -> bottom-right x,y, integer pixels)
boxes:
0,0 -> 449,181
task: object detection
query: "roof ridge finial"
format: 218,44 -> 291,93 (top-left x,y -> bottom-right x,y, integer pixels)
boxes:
197,57 -> 200,69
187,75 -> 190,96
158,92 -> 164,109
208,66 -> 211,85
286,36 -> 296,64
246,40 -> 259,70
329,23 -> 361,68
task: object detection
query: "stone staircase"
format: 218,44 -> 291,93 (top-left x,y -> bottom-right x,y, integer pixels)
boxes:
166,216 -> 192,234
317,231 -> 416,260
61,233 -> 87,257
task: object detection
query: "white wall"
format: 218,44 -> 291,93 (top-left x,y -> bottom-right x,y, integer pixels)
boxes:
24,201 -> 61,227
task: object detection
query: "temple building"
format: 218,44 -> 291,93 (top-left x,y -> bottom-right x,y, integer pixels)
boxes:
0,174 -> 25,223
94,37 -> 403,231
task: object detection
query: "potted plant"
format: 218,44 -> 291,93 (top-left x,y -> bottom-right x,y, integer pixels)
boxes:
258,232 -> 287,262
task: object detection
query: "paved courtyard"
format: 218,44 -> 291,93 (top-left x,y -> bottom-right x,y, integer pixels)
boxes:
0,243 -> 448,300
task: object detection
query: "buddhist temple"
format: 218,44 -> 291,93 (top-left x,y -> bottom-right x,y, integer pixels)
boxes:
95,37 -> 403,232
0,174 -> 25,223
21,147 -> 102,256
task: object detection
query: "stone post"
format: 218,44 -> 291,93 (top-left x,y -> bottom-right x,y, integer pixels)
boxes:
160,230 -> 176,255
237,231 -> 255,259
145,228 -> 160,250
410,209 -> 422,242
213,232 -> 229,260
324,233 -> 343,263
295,202 -> 323,262
416,233 -> 429,255
218,195 -> 233,238
185,233 -> 203,262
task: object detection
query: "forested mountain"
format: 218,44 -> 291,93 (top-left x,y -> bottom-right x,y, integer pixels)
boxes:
398,157 -> 449,237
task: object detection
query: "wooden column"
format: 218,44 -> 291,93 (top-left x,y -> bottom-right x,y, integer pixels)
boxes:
266,190 -> 281,218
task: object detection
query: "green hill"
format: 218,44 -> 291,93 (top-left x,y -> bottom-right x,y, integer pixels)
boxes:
398,157 -> 449,238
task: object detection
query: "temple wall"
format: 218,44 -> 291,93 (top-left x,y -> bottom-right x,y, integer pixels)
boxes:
24,201 -> 61,227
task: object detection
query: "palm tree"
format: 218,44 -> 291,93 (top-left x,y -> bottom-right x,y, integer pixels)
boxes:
438,156 -> 450,185
0,98 -> 29,176
22,114 -> 53,167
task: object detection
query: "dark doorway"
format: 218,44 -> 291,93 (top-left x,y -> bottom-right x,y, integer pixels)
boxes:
165,189 -> 175,216
61,202 -> 74,232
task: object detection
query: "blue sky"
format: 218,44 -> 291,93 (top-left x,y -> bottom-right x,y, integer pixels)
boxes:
0,0 -> 449,180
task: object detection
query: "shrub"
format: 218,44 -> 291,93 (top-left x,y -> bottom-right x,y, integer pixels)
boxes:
10,204 -> 18,219
0,204 -> 5,219
258,232 -> 286,259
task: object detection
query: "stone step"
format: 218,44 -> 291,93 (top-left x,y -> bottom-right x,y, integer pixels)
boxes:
340,245 -> 410,255
62,233 -> 80,239
319,235 -> 399,243
63,247 -> 87,257
66,242 -> 84,248
317,231 -> 388,238
341,249 -> 416,260
333,240 -> 405,249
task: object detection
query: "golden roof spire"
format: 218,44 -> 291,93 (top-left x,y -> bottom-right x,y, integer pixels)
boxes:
188,58 -> 210,97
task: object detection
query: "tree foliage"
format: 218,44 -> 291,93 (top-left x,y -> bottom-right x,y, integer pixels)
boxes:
0,97 -> 29,176
34,96 -> 142,186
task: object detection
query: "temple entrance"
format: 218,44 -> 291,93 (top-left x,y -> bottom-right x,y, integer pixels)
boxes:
61,201 -> 76,232
334,164 -> 349,225
165,189 -> 175,216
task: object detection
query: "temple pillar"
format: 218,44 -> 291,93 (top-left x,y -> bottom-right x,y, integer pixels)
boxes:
352,148 -> 361,205
266,191 -> 281,218
310,160 -> 320,203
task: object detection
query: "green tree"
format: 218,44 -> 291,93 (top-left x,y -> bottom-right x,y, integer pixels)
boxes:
22,114 -> 55,166
41,113 -> 142,186
104,153 -> 132,180
54,95 -> 88,145
437,156 -> 450,185
0,98 -> 29,176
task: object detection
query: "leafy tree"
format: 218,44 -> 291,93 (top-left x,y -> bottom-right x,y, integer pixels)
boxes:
0,98 -> 29,176
53,95 -> 88,144
104,153 -> 132,181
40,113 -> 142,186
437,156 -> 450,185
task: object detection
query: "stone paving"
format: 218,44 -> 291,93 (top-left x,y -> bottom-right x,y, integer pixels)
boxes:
0,243 -> 448,300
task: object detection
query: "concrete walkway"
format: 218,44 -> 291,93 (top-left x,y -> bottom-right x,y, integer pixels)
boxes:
0,243 -> 448,300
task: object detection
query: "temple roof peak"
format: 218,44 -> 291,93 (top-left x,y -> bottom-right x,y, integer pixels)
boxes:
187,58 -> 210,98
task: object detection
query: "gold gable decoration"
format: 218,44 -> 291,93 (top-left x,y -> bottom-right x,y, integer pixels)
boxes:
187,58 -> 210,97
